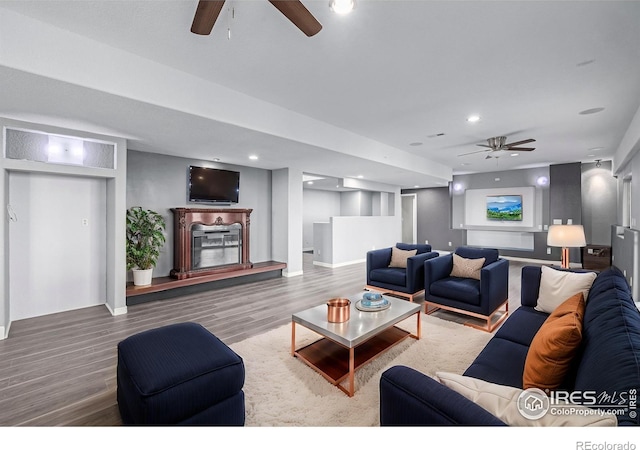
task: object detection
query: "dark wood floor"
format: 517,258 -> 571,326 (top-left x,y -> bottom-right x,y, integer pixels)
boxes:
0,254 -> 531,426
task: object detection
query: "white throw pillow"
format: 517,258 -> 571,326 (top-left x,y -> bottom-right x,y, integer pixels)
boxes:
436,372 -> 617,426
535,266 -> 597,314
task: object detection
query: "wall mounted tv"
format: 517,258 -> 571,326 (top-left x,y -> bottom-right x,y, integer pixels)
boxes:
188,166 -> 240,204
486,195 -> 522,221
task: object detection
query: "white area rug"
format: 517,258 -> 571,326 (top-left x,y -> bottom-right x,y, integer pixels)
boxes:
229,314 -> 493,426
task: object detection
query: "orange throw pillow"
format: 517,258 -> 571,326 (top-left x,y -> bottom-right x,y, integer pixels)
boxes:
523,292 -> 585,391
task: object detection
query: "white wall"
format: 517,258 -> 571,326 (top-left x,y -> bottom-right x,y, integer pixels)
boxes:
464,186 -> 538,229
9,172 -> 107,320
303,189 -> 341,251
313,216 -> 401,267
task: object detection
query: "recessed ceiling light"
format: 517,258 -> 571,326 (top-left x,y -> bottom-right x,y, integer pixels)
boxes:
249,155 -> 259,160
510,153 -> 519,157
588,147 -> 604,152
329,0 -> 356,14
409,142 -> 423,146
357,175 -> 364,179
579,107 -> 605,115
466,115 -> 481,123
414,185 -> 420,188
212,158 -> 220,162
307,181 -> 314,185
461,163 -> 470,166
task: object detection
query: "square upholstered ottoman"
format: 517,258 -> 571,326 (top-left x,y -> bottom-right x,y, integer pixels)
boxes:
117,322 -> 245,425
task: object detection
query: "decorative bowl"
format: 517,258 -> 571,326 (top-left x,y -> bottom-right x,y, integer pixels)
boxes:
363,292 -> 383,302
327,298 -> 351,323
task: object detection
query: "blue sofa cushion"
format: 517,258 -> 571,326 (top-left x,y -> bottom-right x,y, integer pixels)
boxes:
396,242 -> 431,254
492,305 -> 549,347
370,267 -> 406,286
573,268 -> 640,426
463,307 -> 549,388
430,277 -> 481,306
455,247 -> 499,267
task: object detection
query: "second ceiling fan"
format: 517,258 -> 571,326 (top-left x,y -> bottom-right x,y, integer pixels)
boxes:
191,0 -> 322,37
459,136 -> 536,159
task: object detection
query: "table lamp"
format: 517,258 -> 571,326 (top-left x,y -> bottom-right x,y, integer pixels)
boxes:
547,224 -> 586,269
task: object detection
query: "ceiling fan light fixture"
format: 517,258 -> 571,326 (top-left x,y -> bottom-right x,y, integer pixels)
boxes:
330,0 -> 356,15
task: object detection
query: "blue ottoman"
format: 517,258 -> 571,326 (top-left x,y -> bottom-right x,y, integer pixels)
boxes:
117,322 -> 245,425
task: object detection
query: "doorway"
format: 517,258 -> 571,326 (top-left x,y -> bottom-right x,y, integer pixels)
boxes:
401,194 -> 417,244
8,171 -> 107,321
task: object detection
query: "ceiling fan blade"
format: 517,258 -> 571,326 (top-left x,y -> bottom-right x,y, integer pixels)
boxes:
268,0 -> 322,37
507,147 -> 535,151
458,149 -> 491,157
476,144 -> 492,148
505,138 -> 536,147
191,0 -> 226,35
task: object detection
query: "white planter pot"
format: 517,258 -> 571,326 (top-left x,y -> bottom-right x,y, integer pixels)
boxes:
132,268 -> 153,286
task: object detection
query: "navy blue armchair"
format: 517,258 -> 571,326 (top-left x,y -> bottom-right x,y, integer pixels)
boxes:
365,243 -> 439,302
424,247 -> 509,332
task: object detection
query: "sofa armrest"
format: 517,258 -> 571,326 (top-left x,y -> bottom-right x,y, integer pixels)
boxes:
406,251 -> 439,292
480,258 -> 510,313
521,265 -> 542,307
424,254 -> 453,295
366,248 -> 393,284
379,366 -> 506,426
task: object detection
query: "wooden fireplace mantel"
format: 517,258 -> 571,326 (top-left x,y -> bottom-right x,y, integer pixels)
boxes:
170,208 -> 253,280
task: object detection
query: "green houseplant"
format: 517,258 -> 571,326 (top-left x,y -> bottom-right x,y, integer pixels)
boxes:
126,206 -> 166,286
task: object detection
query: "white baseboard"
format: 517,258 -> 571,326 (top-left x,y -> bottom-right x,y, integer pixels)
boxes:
283,270 -> 304,278
105,303 -> 128,316
0,322 -> 9,340
313,258 -> 366,269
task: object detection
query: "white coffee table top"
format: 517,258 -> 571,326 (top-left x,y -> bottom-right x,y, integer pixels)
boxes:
292,293 -> 420,348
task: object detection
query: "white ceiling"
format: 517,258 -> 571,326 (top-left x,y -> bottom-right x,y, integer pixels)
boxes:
1,0 -> 640,190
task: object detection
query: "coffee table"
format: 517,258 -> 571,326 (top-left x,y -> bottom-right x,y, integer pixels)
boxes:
291,293 -> 421,397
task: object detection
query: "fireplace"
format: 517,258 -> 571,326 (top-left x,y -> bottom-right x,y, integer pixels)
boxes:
191,223 -> 242,269
171,208 -> 252,280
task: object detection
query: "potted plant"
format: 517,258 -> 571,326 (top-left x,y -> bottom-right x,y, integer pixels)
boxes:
126,206 -> 166,286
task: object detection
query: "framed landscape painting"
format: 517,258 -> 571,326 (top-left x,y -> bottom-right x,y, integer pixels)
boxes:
486,195 -> 523,221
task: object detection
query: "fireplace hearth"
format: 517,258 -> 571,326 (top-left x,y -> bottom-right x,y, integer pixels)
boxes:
170,208 -> 252,280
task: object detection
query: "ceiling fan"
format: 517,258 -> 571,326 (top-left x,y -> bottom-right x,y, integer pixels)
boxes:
190,0 -> 322,37
458,136 -> 536,159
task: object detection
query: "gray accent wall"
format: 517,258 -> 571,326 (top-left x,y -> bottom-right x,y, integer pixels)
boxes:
401,187 -> 463,252
127,150 -> 272,278
549,162 -> 582,263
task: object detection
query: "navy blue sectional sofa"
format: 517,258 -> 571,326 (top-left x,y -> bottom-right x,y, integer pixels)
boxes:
380,266 -> 640,426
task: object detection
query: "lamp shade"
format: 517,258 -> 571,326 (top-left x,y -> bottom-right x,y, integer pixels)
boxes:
547,225 -> 586,247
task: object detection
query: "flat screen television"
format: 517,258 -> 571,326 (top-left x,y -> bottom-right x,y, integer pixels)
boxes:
486,195 -> 522,221
188,166 -> 239,204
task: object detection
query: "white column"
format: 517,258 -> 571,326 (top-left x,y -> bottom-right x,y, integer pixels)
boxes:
272,168 -> 303,277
